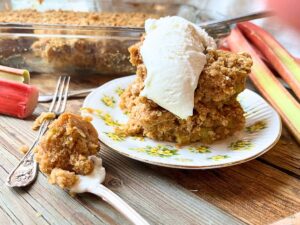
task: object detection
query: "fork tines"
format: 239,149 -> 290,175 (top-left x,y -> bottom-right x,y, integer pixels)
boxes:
38,75 -> 70,136
49,75 -> 71,115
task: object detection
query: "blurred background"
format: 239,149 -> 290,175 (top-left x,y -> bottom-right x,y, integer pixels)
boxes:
2,0 -> 299,57
0,0 -> 298,76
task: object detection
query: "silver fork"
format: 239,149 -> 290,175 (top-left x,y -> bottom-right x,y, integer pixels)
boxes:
200,11 -> 274,39
128,11 -> 273,39
6,75 -> 70,187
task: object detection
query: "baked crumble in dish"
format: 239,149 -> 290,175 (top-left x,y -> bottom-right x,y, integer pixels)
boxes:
0,10 -> 159,75
35,113 -> 100,188
116,41 -> 253,145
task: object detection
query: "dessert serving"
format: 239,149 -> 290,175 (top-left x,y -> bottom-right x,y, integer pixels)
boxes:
34,112 -> 100,188
33,112 -> 149,224
117,16 -> 253,145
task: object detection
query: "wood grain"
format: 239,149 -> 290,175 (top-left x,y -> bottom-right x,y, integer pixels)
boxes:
0,89 -> 244,225
157,159 -> 300,225
0,74 -> 299,225
260,128 -> 300,177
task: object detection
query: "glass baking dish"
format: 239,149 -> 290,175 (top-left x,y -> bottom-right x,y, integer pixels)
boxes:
0,0 -> 221,75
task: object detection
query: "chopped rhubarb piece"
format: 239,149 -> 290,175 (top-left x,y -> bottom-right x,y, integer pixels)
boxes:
0,79 -> 38,118
0,65 -> 30,84
237,22 -> 300,99
227,28 -> 300,144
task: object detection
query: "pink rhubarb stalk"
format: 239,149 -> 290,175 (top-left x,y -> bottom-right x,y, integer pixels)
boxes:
227,28 -> 300,144
237,22 -> 300,99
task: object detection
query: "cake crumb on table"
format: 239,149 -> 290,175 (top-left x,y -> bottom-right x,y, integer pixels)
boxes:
19,145 -> 29,154
32,112 -> 56,130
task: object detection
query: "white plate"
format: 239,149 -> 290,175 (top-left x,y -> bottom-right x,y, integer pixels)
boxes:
82,75 -> 281,169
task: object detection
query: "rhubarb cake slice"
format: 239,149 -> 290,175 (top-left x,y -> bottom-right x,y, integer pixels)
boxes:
116,16 -> 253,145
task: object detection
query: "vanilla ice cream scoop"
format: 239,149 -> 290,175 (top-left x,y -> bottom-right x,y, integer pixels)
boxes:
140,16 -> 216,119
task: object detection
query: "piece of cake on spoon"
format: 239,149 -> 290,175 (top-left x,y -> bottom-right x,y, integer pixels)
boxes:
35,112 -> 149,225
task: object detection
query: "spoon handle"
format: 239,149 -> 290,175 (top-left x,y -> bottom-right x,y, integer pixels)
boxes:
88,184 -> 150,225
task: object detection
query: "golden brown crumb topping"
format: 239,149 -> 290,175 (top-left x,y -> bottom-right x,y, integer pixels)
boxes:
0,10 -> 155,75
195,50 -> 252,104
117,41 -> 253,145
128,42 -> 253,107
0,10 -> 159,27
35,112 -> 100,175
48,168 -> 78,189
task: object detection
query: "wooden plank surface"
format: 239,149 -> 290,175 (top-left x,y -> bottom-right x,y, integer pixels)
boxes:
157,158 -> 300,225
0,74 -> 299,225
260,128 -> 300,177
0,77 -> 244,225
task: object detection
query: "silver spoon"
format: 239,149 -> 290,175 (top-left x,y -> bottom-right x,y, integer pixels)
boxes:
69,156 -> 149,225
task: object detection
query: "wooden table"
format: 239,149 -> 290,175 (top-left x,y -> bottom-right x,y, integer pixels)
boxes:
0,74 -> 299,225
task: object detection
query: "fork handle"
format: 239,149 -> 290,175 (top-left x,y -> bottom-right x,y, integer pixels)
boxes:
6,140 -> 38,187
6,120 -> 50,187
88,184 -> 150,225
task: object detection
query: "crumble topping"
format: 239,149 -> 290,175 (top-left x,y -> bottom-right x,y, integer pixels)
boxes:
117,41 -> 253,145
0,10 -> 159,27
0,10 -> 159,75
35,113 -> 100,188
48,168 -> 78,189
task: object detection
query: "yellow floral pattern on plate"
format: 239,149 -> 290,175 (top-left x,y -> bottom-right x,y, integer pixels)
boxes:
229,140 -> 252,150
105,132 -> 126,141
115,87 -> 125,96
101,95 -> 116,107
130,145 -> 178,157
246,120 -> 267,133
188,145 -> 211,153
208,155 -> 230,161
81,107 -> 102,115
82,76 -> 281,169
100,113 -> 121,126
81,107 -> 120,127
